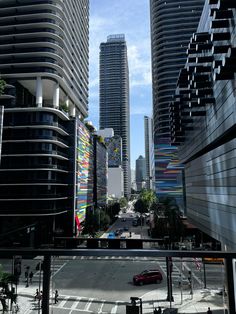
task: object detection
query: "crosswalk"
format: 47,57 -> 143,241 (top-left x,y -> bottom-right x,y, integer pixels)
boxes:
51,294 -> 127,314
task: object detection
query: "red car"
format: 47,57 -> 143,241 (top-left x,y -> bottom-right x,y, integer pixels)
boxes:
133,269 -> 163,285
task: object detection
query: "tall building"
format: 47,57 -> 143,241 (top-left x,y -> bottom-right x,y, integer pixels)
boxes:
170,1 -> 236,250
99,34 -> 131,198
150,0 -> 204,200
0,0 -> 89,246
135,155 -> 146,192
96,128 -> 124,199
0,106 -> 3,162
144,116 -> 154,189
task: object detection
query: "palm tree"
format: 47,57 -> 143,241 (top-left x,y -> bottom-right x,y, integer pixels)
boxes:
162,197 -> 183,243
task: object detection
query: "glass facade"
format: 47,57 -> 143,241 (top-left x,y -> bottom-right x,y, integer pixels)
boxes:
170,1 -> 236,250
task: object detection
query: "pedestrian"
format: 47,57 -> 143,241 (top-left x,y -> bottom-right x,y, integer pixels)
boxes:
178,274 -> 181,288
154,308 -> 158,314
29,271 -> 33,284
54,290 -> 59,304
207,307 -> 212,314
34,289 -> 39,301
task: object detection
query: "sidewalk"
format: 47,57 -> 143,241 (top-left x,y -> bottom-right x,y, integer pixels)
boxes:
141,287 -> 225,313
14,272 -> 225,314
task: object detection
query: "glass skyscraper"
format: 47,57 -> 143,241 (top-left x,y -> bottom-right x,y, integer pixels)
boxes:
150,0 -> 204,200
99,34 -> 131,198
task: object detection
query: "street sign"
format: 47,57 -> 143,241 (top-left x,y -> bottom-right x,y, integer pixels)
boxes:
203,258 -> 224,264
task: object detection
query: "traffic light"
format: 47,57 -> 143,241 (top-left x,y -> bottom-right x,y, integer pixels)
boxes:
14,256 -> 22,277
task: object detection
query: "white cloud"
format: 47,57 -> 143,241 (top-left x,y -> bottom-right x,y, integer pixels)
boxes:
89,77 -> 99,89
128,44 -> 152,87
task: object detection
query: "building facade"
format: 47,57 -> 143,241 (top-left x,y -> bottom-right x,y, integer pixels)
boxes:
150,0 -> 204,201
135,155 -> 146,192
0,106 -> 3,162
93,135 -> 108,209
0,0 -> 89,246
144,116 -> 154,189
170,1 -> 236,250
96,128 -> 124,199
99,34 -> 131,198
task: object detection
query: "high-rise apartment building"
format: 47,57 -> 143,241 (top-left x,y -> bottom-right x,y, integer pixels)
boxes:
135,155 -> 146,192
99,34 -> 131,198
144,116 -> 154,190
0,0 -> 89,246
150,0 -> 204,200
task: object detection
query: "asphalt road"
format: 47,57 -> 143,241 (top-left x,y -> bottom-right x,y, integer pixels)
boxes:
52,258 -> 166,302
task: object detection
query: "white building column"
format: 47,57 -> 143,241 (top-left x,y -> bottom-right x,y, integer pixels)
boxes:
65,96 -> 70,111
36,77 -> 43,107
69,103 -> 76,117
53,83 -> 60,109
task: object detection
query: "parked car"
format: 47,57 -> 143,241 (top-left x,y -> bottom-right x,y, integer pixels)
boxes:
132,219 -> 138,226
107,232 -> 115,239
115,229 -> 123,236
133,269 -> 163,285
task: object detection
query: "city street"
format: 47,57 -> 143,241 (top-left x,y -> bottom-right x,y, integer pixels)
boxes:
0,254 -> 226,313
0,215 -> 226,313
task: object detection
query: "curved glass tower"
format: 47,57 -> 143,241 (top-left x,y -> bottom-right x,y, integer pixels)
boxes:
0,0 -> 89,245
150,0 -> 204,201
150,0 -> 204,138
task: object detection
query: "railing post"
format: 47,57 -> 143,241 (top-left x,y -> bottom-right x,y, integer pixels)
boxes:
42,255 -> 51,314
225,257 -> 235,314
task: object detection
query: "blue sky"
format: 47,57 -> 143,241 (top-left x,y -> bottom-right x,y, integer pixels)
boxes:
88,0 -> 152,170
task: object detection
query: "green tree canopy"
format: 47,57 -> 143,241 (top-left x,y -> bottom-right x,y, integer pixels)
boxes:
152,197 -> 184,242
139,189 -> 158,212
119,197 -> 128,209
134,198 -> 146,214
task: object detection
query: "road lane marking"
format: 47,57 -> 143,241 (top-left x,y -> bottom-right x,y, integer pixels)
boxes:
98,300 -> 105,313
111,301 -> 119,313
59,295 -> 69,307
183,262 -> 202,284
84,298 -> 94,311
69,297 -> 82,314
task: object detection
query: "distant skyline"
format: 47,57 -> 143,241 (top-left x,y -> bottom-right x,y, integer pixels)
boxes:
88,0 -> 152,170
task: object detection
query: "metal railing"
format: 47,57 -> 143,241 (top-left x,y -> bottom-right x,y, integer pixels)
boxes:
1,239 -> 236,314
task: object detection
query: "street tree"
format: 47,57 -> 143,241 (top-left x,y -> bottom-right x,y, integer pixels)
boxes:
134,198 -> 146,214
152,197 -> 183,243
119,197 -> 127,209
139,189 -> 158,212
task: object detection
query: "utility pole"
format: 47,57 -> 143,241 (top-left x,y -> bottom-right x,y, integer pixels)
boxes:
166,257 -> 174,304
